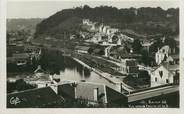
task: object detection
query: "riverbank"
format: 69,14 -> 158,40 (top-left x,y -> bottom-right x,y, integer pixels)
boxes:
72,57 -> 134,92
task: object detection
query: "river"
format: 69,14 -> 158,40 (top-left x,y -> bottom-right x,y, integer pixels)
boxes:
7,49 -> 118,90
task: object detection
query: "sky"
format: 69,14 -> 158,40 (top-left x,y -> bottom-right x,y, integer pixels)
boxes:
7,0 -> 180,19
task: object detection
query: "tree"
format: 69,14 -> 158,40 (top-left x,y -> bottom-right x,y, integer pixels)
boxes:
164,38 -> 177,53
98,50 -> 105,55
132,39 -> 142,53
88,48 -> 93,54
150,38 -> 164,53
15,79 -> 36,91
141,50 -> 150,66
35,6 -> 179,40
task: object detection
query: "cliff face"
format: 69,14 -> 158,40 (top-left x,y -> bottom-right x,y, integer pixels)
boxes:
34,5 -> 179,39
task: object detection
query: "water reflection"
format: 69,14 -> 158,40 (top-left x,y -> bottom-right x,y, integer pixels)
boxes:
38,49 -> 115,88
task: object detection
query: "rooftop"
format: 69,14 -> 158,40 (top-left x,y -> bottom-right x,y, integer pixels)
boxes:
75,46 -> 90,51
162,62 -> 179,71
12,53 -> 30,59
170,54 -> 179,59
152,62 -> 179,74
120,54 -> 142,59
7,87 -> 64,108
158,45 -> 170,53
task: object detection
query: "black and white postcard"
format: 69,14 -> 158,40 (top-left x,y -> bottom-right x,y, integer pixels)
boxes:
1,0 -> 184,113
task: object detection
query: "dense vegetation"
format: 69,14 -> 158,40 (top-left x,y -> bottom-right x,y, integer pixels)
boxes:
7,79 -> 37,93
7,18 -> 43,33
7,18 -> 43,43
35,5 -> 179,39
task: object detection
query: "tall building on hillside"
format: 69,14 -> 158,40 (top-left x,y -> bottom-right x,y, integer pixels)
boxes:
155,45 -> 171,65
99,24 -> 104,33
117,37 -> 122,45
102,26 -> 110,34
150,63 -> 179,87
82,19 -> 90,25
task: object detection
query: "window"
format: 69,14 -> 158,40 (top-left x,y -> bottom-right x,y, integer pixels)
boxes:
163,49 -> 165,53
166,79 -> 169,83
159,71 -> 163,78
155,77 -> 157,82
163,54 -> 167,61
169,61 -> 174,65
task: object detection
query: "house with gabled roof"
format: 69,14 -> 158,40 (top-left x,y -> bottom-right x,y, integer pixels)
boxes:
150,62 -> 179,87
155,45 -> 171,65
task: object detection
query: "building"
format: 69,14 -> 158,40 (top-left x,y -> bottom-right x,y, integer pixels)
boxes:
26,79 -> 52,88
58,82 -> 127,105
75,46 -> 90,54
82,19 -> 90,25
24,68 -> 54,88
7,53 -> 30,66
150,63 -> 179,87
70,35 -> 76,40
101,41 -> 109,46
91,24 -> 96,30
104,46 -> 112,57
120,59 -> 139,76
120,54 -> 142,60
117,37 -> 122,45
92,33 -> 103,43
7,45 -> 41,66
155,45 -> 171,65
102,26 -> 110,34
99,24 -> 104,33
166,54 -> 179,64
24,45 -> 42,60
34,65 -> 45,77
120,34 -> 134,43
106,28 -> 119,35
79,32 -> 89,39
7,81 -> 128,107
82,19 -> 97,31
108,34 -> 114,43
141,40 -> 154,53
109,46 -> 129,59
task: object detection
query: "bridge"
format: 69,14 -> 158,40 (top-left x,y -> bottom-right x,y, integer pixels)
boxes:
126,85 -> 179,102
